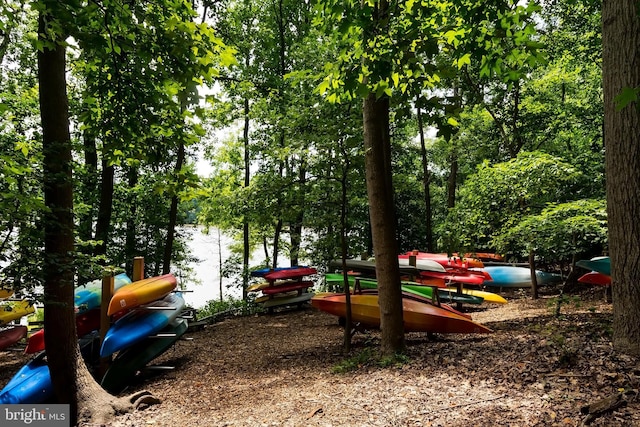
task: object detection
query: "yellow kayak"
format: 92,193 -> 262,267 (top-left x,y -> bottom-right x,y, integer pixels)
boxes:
247,282 -> 269,293
0,300 -> 35,325
107,273 -> 177,316
445,287 -> 507,304
0,288 -> 13,300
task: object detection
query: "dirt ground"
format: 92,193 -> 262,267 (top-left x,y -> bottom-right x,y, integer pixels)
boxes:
1,287 -> 639,427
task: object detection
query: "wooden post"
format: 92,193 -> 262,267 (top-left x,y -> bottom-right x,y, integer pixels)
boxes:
132,256 -> 145,282
409,255 -> 417,267
99,273 -> 114,377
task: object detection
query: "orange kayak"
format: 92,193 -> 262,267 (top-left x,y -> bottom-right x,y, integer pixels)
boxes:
107,274 -> 177,316
311,293 -> 491,334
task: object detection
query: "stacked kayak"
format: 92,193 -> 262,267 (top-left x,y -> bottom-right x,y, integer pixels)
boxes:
0,325 -> 28,351
577,256 -> 611,286
250,266 -> 316,309
75,273 -> 132,313
483,266 -> 562,288
0,288 -> 13,300
311,292 -> 491,334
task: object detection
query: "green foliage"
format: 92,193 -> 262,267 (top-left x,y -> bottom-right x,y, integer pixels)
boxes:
494,198 -> 607,263
442,151 -> 583,253
196,296 -> 259,319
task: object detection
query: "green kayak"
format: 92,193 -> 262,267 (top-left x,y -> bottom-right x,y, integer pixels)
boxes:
325,274 -> 484,305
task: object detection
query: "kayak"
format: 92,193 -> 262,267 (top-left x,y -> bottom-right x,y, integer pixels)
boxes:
260,292 -> 315,309
328,259 -> 439,278
311,292 -> 491,334
578,271 -> 611,286
101,318 -> 188,393
261,280 -> 313,295
263,267 -> 317,281
444,287 -> 508,304
75,273 -> 132,313
0,325 -> 28,351
107,273 -> 177,316
0,300 -> 35,326
576,256 -> 611,276
401,252 -> 485,269
0,288 -> 13,300
326,274 -> 483,305
397,256 -> 448,272
101,292 -> 185,357
251,266 -> 308,278
483,266 -> 562,288
418,270 -> 486,285
25,308 -> 102,354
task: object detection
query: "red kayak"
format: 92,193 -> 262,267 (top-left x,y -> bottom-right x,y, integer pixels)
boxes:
261,280 -> 314,295
578,271 -> 611,286
418,270 -> 486,285
0,325 -> 27,351
402,251 -> 484,269
25,308 -> 101,354
264,267 -> 317,281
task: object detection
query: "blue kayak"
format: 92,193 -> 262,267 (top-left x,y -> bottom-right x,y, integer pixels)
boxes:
75,273 -> 132,313
576,257 -> 611,276
0,355 -> 52,404
100,292 -> 185,358
483,266 -> 562,288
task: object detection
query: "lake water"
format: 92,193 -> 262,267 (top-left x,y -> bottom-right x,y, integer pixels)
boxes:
177,226 -> 253,308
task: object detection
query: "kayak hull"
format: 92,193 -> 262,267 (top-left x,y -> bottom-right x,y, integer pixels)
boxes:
483,266 -> 562,288
107,274 -> 177,316
311,293 -> 491,334
0,325 -> 28,351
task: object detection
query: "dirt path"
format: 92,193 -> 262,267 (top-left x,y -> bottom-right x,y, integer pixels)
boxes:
2,292 -> 639,426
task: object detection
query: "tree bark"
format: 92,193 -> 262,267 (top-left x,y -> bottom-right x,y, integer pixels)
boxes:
242,94 -> 250,300
363,92 -> 404,356
602,0 -> 640,356
163,141 -> 185,274
416,100 -> 434,252
94,160 -> 114,258
38,9 -> 80,418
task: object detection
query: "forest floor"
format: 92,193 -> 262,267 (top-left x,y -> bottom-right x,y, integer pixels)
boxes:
1,286 -> 639,426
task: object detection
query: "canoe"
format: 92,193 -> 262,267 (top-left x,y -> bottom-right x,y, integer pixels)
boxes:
101,292 -> 185,357
576,257 -> 611,276
107,273 -> 177,316
0,300 -> 35,326
261,280 -> 313,295
397,256 -> 448,272
0,288 -> 13,300
0,325 -> 28,351
311,293 -> 491,334
75,273 -> 132,313
25,308 -> 102,354
578,271 -> 611,286
261,292 -> 315,309
402,252 -> 484,268
444,287 -> 508,304
483,266 -> 562,288
101,318 -> 188,393
328,259 -> 434,278
251,266 -> 308,278
263,267 -> 317,281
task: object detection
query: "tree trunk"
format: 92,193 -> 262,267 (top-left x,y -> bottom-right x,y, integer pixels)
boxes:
242,95 -> 250,300
416,100 -> 434,252
125,166 -> 138,274
38,9 -> 80,417
602,0 -> 640,356
447,151 -> 458,209
290,162 -> 307,266
363,91 -> 404,356
163,141 -> 185,274
94,159 -> 114,259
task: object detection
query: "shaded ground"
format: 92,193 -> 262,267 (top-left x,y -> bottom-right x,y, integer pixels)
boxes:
1,287 -> 639,426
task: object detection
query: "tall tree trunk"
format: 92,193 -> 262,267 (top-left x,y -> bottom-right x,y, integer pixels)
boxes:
447,152 -> 458,209
242,95 -> 250,300
77,132 -> 98,285
416,99 -> 434,252
363,91 -> 404,355
94,159 -> 114,258
289,162 -> 307,266
603,0 -> 640,356
125,166 -> 138,274
163,141 -> 185,274
38,9 -> 79,416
